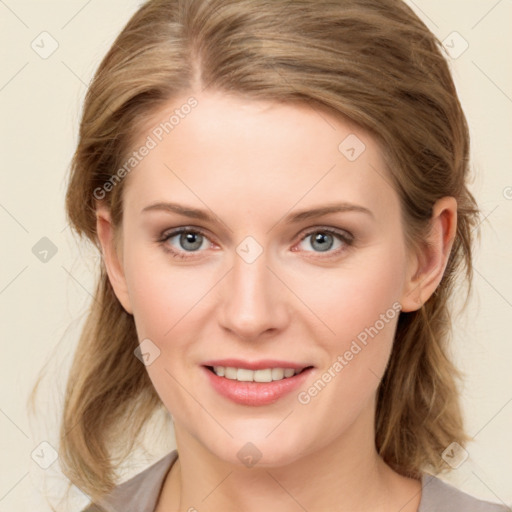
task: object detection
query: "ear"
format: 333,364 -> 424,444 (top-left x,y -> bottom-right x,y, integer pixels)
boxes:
96,203 -> 133,314
400,196 -> 457,312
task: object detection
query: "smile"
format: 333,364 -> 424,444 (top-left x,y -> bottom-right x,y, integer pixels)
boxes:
208,366 -> 304,382
202,361 -> 314,406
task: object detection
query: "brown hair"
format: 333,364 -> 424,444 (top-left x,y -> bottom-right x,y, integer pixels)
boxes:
52,0 -> 479,504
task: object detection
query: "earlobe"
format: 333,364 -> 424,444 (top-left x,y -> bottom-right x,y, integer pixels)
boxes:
400,197 -> 457,313
95,204 -> 133,314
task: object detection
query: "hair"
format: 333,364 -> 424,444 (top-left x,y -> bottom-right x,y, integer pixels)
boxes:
54,0 -> 479,504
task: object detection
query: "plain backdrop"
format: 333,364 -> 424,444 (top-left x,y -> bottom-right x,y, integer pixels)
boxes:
0,1 -> 511,510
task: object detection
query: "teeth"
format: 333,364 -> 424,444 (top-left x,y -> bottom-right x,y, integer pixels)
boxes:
224,367 -> 237,379
271,368 -> 284,380
212,366 -> 302,382
237,368 -> 254,381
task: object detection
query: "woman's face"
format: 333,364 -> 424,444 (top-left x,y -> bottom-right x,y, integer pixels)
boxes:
109,90 -> 419,466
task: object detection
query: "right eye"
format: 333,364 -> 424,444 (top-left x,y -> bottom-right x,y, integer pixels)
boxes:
159,227 -> 213,259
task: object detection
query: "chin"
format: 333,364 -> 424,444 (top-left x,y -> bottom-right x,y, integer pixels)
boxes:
204,430 -> 311,469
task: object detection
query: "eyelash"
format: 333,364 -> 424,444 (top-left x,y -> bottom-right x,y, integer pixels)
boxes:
157,226 -> 354,260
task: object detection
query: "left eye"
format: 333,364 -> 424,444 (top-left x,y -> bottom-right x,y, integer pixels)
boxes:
296,229 -> 351,254
162,229 -> 210,253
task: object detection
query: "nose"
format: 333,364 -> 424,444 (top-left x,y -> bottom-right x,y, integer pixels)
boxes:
218,248 -> 290,341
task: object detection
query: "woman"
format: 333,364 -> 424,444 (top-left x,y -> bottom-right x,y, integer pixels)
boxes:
59,0 -> 509,510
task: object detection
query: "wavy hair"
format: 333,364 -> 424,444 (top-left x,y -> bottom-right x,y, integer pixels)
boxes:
49,0 -> 478,504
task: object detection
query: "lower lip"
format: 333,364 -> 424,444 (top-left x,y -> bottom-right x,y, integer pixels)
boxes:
202,366 -> 313,406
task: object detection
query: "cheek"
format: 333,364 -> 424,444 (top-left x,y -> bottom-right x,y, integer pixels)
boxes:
299,246 -> 405,342
286,250 -> 404,455
122,242 -> 213,340
122,247 -> 213,412
294,242 -> 407,402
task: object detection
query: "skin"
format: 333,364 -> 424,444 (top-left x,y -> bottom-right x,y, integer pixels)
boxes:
96,90 -> 457,512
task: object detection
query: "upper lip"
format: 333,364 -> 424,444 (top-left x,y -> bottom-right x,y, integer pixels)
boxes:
202,359 -> 312,371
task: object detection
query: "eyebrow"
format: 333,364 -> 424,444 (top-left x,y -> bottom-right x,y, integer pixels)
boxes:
141,201 -> 374,223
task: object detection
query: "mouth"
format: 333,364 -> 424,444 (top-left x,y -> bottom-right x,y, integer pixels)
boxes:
204,365 -> 312,382
201,360 -> 315,406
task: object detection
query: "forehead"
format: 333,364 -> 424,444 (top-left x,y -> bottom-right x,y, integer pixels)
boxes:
122,91 -> 399,222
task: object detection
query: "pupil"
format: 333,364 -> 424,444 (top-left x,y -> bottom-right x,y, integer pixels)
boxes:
312,233 -> 333,252
181,232 -> 202,251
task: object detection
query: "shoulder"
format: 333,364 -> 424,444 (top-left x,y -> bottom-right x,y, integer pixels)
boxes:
81,450 -> 178,512
419,473 -> 510,512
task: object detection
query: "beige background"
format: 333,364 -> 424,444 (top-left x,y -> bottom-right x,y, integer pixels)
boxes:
0,1 -> 511,510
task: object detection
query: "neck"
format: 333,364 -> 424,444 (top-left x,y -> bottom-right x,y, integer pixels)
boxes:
158,405 -> 422,512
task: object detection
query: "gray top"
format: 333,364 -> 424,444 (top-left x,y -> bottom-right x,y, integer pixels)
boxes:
83,450 -> 510,512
